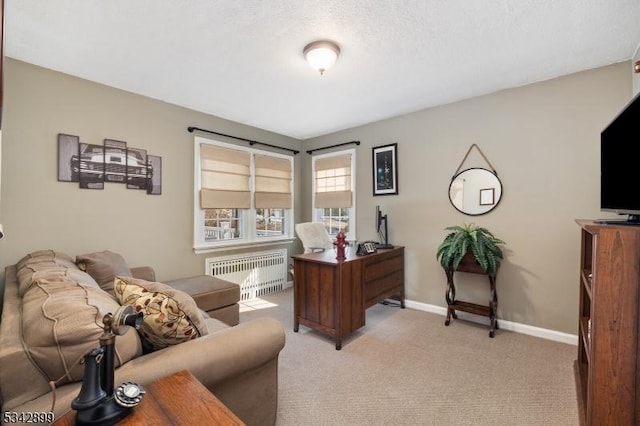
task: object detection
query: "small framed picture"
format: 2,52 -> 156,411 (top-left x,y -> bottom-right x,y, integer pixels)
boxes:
104,139 -> 127,184
147,155 -> 162,195
372,143 -> 398,196
57,134 -> 79,182
126,147 -> 148,190
78,143 -> 105,190
480,188 -> 495,206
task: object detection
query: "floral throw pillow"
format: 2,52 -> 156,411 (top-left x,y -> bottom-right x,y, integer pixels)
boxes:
113,276 -> 208,351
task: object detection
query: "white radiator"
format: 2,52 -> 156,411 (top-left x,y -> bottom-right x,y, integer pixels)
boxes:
205,249 -> 288,301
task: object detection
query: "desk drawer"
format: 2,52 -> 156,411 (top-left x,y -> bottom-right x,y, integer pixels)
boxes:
363,251 -> 404,282
365,270 -> 403,304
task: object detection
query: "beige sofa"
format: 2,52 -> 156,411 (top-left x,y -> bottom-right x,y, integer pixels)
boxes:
0,250 -> 286,426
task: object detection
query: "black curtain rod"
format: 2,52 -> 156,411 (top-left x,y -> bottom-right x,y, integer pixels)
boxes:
306,141 -> 360,155
187,126 -> 299,155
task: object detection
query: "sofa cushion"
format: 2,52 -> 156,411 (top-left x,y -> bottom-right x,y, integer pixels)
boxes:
16,250 -> 100,296
76,250 -> 133,293
164,275 -> 240,311
17,251 -> 142,386
114,276 -> 209,352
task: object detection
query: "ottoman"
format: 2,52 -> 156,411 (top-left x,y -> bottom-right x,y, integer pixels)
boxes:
166,275 -> 240,326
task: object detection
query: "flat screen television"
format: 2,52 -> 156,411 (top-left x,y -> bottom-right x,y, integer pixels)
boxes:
599,92 -> 640,225
375,205 -> 393,249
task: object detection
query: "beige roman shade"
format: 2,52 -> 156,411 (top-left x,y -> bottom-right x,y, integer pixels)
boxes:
254,154 -> 293,208
200,144 -> 251,208
314,153 -> 352,208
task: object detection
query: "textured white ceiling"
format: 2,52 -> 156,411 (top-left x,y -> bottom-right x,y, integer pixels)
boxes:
6,1 -> 640,140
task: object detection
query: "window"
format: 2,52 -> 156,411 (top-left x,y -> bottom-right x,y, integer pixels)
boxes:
194,137 -> 294,251
312,149 -> 356,239
204,208 -> 240,241
319,207 -> 350,235
256,208 -> 285,237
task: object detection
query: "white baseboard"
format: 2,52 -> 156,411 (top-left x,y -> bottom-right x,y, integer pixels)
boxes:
404,299 -> 578,346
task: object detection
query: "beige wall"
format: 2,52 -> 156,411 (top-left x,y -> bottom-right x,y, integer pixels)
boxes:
0,58 -> 302,284
300,61 -> 632,334
0,58 -> 633,335
633,42 -> 640,96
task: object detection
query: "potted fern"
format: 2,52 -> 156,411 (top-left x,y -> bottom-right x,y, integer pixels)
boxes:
436,223 -> 505,275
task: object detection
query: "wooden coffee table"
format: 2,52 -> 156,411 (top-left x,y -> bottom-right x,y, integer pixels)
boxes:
54,370 -> 244,425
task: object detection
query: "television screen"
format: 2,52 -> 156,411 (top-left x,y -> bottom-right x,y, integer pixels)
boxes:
600,92 -> 640,223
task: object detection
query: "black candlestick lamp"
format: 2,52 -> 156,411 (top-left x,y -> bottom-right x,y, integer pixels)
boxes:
71,305 -> 144,426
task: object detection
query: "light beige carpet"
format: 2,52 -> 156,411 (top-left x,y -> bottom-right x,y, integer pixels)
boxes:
240,288 -> 579,426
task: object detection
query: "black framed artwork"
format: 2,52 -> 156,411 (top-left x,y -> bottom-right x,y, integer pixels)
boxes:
78,143 -> 105,190
57,133 -> 79,182
126,147 -> 148,190
147,155 -> 162,195
57,133 -> 161,195
372,143 -> 398,196
104,138 -> 127,184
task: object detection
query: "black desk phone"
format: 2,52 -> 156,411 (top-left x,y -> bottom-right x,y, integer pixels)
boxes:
356,241 -> 377,255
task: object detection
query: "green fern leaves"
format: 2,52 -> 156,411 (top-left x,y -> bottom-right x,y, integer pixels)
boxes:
436,223 -> 505,274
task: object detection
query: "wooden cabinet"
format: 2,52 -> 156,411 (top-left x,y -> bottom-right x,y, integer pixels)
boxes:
574,220 -> 640,425
292,246 -> 404,350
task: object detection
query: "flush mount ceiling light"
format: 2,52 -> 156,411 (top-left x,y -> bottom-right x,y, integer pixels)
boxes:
303,40 -> 340,75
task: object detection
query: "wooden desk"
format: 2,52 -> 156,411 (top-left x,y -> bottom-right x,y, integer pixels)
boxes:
54,370 -> 245,425
292,246 -> 405,349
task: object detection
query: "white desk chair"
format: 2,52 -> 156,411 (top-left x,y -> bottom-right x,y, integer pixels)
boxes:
295,222 -> 334,254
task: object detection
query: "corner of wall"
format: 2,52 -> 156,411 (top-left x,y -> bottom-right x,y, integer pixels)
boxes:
633,41 -> 640,97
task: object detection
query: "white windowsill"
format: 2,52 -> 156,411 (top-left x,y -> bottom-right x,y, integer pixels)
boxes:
193,238 -> 296,255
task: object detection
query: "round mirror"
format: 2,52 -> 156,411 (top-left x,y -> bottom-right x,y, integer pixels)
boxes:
449,168 -> 503,216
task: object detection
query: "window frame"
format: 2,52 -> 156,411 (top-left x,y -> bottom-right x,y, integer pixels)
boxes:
194,137 -> 294,253
311,148 -> 357,241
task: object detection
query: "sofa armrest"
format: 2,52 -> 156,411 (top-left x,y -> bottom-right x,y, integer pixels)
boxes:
115,316 -> 284,385
32,317 -> 285,425
115,317 -> 285,425
130,266 -> 156,282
